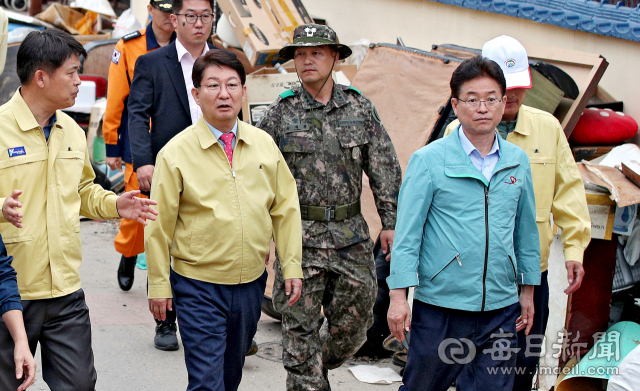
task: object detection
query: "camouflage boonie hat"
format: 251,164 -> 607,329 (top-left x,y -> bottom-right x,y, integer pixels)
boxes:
279,24 -> 352,60
150,0 -> 172,12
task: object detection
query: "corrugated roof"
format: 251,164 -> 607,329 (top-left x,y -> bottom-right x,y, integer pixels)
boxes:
429,0 -> 640,42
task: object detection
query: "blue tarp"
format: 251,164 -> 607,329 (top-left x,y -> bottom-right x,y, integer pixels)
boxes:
429,0 -> 640,42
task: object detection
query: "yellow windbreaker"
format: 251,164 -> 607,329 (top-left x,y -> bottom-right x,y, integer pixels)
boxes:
0,90 -> 119,300
445,104 -> 591,271
146,119 -> 303,299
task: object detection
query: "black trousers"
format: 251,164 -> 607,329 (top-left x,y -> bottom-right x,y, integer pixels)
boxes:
401,300 -> 520,391
0,289 -> 97,391
512,271 -> 550,391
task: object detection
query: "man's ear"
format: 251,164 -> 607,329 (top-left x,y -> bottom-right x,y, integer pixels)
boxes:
33,70 -> 47,89
192,87 -> 200,106
451,97 -> 459,116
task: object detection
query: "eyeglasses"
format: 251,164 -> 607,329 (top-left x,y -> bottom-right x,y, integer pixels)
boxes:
174,13 -> 214,24
199,82 -> 241,93
457,97 -> 503,110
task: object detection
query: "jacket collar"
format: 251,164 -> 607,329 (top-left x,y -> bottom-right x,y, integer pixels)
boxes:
295,83 -> 349,111
146,22 -> 176,51
444,126 -> 519,186
10,88 -> 63,132
511,104 -> 530,136
195,117 -> 253,150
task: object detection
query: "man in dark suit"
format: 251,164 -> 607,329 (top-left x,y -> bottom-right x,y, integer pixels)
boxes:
128,0 -> 217,351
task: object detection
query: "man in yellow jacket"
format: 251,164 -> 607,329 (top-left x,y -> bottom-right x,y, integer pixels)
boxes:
145,50 -> 303,391
104,0 -> 175,295
0,29 -> 158,391
445,35 -> 591,391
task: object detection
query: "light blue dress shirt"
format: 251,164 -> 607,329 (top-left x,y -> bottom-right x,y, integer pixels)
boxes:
206,120 -> 238,150
458,126 -> 500,182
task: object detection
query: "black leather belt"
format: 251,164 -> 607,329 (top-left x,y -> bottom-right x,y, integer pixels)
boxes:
300,201 -> 361,222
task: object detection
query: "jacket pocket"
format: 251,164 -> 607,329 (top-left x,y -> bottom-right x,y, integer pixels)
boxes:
508,255 -> 517,282
55,151 -> 85,188
430,252 -> 461,282
0,223 -> 35,244
279,135 -> 318,174
279,135 -> 317,154
529,156 -> 555,210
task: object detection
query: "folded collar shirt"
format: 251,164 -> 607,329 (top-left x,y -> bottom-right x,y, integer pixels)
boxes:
458,125 -> 501,183
206,119 -> 238,150
175,39 -> 209,124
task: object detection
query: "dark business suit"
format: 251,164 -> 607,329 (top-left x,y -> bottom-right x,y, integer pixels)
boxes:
128,41 -> 218,171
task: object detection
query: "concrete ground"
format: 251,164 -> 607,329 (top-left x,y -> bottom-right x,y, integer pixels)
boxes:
26,219 -> 401,391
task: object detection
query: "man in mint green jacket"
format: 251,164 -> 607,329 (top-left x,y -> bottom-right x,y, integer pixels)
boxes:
387,56 -> 540,391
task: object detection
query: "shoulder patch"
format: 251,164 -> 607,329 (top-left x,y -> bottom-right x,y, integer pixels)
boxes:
279,89 -> 296,99
111,48 -> 122,65
122,30 -> 142,42
348,86 -> 362,95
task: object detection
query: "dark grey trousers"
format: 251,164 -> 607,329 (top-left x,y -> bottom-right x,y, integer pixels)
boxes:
0,289 -> 97,391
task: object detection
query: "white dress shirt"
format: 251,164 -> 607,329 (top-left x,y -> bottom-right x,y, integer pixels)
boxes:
175,39 -> 209,124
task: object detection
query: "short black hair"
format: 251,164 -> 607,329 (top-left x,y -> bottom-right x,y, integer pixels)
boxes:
171,0 -> 214,14
450,55 -> 506,99
17,29 -> 87,85
193,50 -> 246,87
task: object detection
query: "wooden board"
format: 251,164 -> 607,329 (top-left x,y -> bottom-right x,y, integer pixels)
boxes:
572,145 -> 615,163
621,161 -> 640,189
577,163 -> 640,207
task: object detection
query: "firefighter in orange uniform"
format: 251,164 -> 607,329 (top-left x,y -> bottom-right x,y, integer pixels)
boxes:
104,0 -> 175,293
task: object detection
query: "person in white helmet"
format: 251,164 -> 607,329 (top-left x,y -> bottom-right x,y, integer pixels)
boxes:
445,35 -> 591,391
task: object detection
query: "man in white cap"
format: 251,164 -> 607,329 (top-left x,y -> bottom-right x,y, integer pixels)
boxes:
445,35 -> 591,391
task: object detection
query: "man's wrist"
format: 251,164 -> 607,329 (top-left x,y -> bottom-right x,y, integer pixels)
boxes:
389,288 -> 407,300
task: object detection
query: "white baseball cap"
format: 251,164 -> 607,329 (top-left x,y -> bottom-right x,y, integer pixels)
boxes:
482,35 -> 532,90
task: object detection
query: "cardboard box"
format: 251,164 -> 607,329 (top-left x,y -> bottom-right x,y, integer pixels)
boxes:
37,4 -> 85,35
265,0 -> 313,37
218,0 -> 290,67
586,191 -> 616,240
211,35 -> 264,75
243,64 -> 357,126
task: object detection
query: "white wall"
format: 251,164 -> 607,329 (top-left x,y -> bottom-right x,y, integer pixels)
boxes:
304,0 -> 640,127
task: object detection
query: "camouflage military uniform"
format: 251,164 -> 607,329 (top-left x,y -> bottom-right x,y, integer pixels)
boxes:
259,84 -> 401,391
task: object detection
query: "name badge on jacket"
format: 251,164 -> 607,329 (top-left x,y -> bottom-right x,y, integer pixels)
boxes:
8,147 -> 26,157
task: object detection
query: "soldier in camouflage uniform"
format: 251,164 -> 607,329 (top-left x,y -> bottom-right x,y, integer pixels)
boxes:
258,24 -> 402,391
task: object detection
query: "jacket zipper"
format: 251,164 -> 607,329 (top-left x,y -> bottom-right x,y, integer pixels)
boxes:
430,253 -> 461,281
508,255 -> 517,281
482,185 -> 489,311
230,160 -> 244,281
480,163 -> 519,311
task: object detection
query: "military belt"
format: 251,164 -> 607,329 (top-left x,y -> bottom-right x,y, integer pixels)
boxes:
300,201 -> 361,222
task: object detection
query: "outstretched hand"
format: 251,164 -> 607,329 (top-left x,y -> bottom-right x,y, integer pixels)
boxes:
116,190 -> 158,225
2,190 -> 23,228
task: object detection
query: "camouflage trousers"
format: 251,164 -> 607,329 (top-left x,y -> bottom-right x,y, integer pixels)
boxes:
273,239 -> 376,391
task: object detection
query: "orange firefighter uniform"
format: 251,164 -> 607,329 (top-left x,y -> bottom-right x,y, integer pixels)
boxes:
104,23 -> 175,257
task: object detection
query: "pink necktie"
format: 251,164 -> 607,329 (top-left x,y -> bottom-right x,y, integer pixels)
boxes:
220,132 -> 235,167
